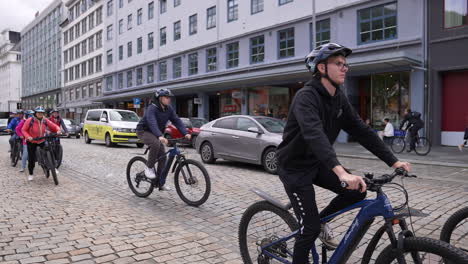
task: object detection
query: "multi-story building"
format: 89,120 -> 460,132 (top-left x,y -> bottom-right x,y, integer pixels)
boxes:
99,0 -> 425,142
60,0 -> 105,123
0,30 -> 22,113
21,0 -> 63,111
428,0 -> 468,146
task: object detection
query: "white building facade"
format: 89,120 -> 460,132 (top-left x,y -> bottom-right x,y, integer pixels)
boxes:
60,0 -> 105,122
0,30 -> 22,113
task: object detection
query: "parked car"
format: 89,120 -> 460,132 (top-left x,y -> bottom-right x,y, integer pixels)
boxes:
0,119 -> 8,135
83,109 -> 143,148
62,119 -> 81,138
194,115 -> 284,174
164,117 -> 208,147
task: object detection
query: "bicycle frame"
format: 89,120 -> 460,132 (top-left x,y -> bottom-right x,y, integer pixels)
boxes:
146,143 -> 186,186
261,191 -> 396,264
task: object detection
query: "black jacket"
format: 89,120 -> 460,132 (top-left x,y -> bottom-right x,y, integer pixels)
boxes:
136,102 -> 187,138
399,112 -> 424,130
276,79 -> 398,186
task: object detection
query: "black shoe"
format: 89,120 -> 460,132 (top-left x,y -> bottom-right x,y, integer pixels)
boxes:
406,149 -> 412,152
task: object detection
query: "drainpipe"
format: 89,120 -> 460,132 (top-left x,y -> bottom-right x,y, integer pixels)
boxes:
312,0 -> 316,48
423,0 -> 430,141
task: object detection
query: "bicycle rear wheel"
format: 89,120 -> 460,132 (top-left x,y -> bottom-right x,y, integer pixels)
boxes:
126,156 -> 154,197
46,151 -> 58,185
391,137 -> 406,153
414,137 -> 431,156
440,206 -> 468,257
375,237 -> 468,263
239,201 -> 299,264
174,159 -> 211,207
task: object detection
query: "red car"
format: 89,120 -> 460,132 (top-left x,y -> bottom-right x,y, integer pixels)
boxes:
164,117 -> 208,147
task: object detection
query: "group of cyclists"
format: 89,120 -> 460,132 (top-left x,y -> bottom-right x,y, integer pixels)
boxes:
6,107 -> 67,181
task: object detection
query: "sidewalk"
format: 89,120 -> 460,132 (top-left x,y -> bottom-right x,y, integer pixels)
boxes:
334,142 -> 468,168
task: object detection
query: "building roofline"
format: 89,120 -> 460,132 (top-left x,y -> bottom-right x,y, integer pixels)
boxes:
21,0 -> 62,34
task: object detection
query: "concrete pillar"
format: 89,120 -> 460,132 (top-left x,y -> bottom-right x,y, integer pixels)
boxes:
197,92 -> 209,119
241,88 -> 248,115
410,69 -> 425,135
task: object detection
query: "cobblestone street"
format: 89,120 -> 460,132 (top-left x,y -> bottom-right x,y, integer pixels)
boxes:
1,136 -> 467,264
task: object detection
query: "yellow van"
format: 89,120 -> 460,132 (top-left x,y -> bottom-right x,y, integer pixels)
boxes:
83,109 -> 144,148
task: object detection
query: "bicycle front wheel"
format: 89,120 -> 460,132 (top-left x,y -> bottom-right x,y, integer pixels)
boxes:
126,156 -> 154,197
391,137 -> 406,154
239,201 -> 299,264
440,206 -> 468,255
375,237 -> 468,263
174,159 -> 211,207
414,137 -> 431,156
55,144 -> 63,168
11,141 -> 21,167
46,151 -> 58,185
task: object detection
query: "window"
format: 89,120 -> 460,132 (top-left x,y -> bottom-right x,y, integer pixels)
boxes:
76,65 -> 81,80
174,0 -> 181,7
97,7 -> 103,25
137,8 -> 142,25
188,53 -> 198,75
70,68 -> 74,81
64,69 -> 69,83
236,118 -> 258,132
148,2 -> 154,19
127,14 -> 132,30
207,6 -> 216,29
147,64 -> 154,83
160,27 -> 166,46
82,40 -> 87,56
69,27 -> 74,42
136,68 -> 143,85
159,61 -> 167,81
76,87 -> 81,99
107,0 -> 113,16
174,21 -> 181,40
75,44 -> 80,59
119,45 -> 123,60
89,13 -> 95,29
173,57 -> 181,78
206,47 -> 217,72
89,35 -> 95,52
89,83 -> 95,97
226,42 -> 239,68
82,86 -> 87,98
227,0 -> 239,22
107,49 -> 113,64
278,28 -> 294,58
70,47 -> 74,61
137,37 -> 142,53
81,61 -> 87,77
189,14 -> 197,35
358,3 -> 397,44
251,0 -> 264,14
250,35 -> 265,63
445,0 -> 468,28
88,58 -> 94,74
96,55 -> 102,72
96,82 -> 102,96
96,31 -> 103,48
213,117 -> 235,129
118,72 -> 124,88
160,0 -> 167,13
75,24 -> 80,38
107,25 -> 113,41
127,70 -> 133,87
119,0 -> 123,8
310,19 -> 331,49
279,0 -> 293,5
127,41 -> 132,57
148,32 -> 154,49
82,17 -> 87,34
64,31 -> 68,45
119,19 -> 124,34
106,76 -> 113,91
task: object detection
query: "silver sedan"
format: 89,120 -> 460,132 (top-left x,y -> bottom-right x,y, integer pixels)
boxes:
194,115 -> 284,174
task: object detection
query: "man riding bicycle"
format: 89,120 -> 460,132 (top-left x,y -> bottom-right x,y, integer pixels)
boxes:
6,110 -> 24,152
21,106 -> 61,181
136,88 -> 191,191
276,43 -> 411,263
399,108 -> 424,153
49,109 -> 69,138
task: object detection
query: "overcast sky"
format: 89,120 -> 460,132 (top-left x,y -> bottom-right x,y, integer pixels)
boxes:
0,0 -> 54,32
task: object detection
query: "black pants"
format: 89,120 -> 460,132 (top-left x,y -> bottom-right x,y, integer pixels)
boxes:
409,125 -> 422,150
136,131 -> 166,180
464,128 -> 468,144
283,167 -> 366,264
26,142 -> 45,175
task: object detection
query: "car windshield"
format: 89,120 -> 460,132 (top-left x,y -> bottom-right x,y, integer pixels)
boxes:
181,118 -> 192,128
0,119 -> 7,125
255,117 -> 285,133
190,118 -> 208,128
109,111 -> 140,122
63,119 -> 75,125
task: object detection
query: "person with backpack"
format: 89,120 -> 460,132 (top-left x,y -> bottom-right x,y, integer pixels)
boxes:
21,107 -> 61,181
15,110 -> 35,172
6,110 -> 24,152
399,108 -> 425,153
49,109 -> 69,138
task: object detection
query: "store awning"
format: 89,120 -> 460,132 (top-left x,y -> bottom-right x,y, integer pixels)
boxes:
346,50 -> 423,75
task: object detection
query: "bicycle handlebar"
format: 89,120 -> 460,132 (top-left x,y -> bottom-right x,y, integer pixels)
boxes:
341,168 -> 417,191
31,133 -> 60,141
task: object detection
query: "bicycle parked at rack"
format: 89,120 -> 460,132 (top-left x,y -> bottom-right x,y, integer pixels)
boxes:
32,133 -> 60,185
126,138 -> 211,207
391,129 -> 432,156
238,168 -> 468,263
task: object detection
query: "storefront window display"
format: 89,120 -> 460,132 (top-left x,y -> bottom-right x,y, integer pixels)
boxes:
248,86 -> 289,120
219,89 -> 242,117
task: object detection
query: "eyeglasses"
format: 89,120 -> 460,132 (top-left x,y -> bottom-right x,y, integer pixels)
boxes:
330,61 -> 349,71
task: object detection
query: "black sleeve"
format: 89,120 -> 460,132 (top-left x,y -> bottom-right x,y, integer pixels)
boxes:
342,99 -> 398,167
293,91 -> 341,170
169,107 -> 188,136
146,105 -> 163,137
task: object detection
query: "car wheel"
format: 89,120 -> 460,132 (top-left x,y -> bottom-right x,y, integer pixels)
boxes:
136,143 -> 144,148
262,147 -> 278,175
200,142 -> 216,164
85,132 -> 92,144
105,133 -> 115,147
191,135 -> 197,148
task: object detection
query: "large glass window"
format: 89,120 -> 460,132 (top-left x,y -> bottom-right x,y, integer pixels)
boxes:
136,68 -> 143,85
207,6 -> 216,29
148,2 -> 154,19
137,8 -> 142,25
250,35 -> 264,64
248,87 -> 289,119
174,21 -> 181,40
278,28 -> 294,58
127,70 -> 133,87
148,32 -> 154,49
159,61 -> 167,81
160,27 -> 166,46
206,47 -> 217,72
189,14 -> 197,35
226,42 -> 239,68
219,89 -> 242,116
188,53 -> 198,75
127,41 -> 132,57
147,64 -> 154,83
227,0 -> 238,22
251,0 -> 264,14
107,25 -> 113,40
118,72 -> 124,88
137,37 -> 142,53
445,0 -> 468,28
358,3 -> 397,44
160,0 -> 167,14
173,57 -> 181,78
310,19 -> 330,49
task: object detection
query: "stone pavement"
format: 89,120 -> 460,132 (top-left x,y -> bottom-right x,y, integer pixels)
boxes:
0,136 -> 467,263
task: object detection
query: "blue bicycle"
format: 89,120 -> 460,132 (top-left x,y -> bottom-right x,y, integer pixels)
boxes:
238,168 -> 468,263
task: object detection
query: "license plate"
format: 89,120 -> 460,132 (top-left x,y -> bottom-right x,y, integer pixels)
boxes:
128,139 -> 138,143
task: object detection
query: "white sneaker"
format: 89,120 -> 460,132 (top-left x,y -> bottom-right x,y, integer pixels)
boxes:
28,175 -> 34,181
55,169 -> 59,174
159,185 -> 172,191
19,168 -> 24,172
144,166 -> 156,179
319,223 -> 339,249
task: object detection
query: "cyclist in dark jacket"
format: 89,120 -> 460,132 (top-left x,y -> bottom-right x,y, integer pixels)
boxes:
276,43 -> 411,263
136,88 -> 190,190
399,108 -> 424,152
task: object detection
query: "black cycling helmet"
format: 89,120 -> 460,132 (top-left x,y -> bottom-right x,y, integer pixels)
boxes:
305,43 -> 352,73
50,109 -> 59,114
155,88 -> 174,98
17,110 -> 25,115
34,106 -> 46,113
